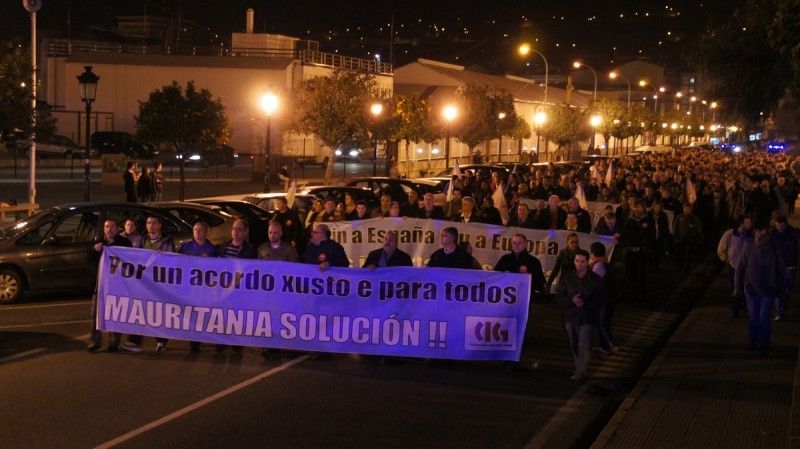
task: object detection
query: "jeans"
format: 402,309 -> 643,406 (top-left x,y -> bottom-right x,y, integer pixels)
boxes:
564,321 -> 593,378
596,303 -> 615,351
727,265 -> 745,316
745,294 -> 775,352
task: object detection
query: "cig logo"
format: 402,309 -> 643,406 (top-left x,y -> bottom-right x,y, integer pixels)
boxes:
464,317 -> 516,351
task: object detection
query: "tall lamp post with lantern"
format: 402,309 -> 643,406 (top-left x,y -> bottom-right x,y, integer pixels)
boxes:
442,104 -> 458,169
260,92 -> 278,192
370,102 -> 383,176
23,0 -> 42,205
77,66 -> 99,201
533,110 -> 547,162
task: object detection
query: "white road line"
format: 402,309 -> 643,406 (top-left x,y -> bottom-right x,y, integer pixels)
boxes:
94,354 -> 309,449
3,301 -> 92,310
0,348 -> 46,363
0,319 -> 91,330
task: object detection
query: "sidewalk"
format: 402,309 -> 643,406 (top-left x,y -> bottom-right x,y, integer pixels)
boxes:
589,261 -> 800,448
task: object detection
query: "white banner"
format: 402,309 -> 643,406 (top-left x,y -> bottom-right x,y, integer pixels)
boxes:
327,218 -> 616,272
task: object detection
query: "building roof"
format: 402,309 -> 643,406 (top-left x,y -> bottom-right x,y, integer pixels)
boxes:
65,52 -> 295,70
394,59 -> 589,108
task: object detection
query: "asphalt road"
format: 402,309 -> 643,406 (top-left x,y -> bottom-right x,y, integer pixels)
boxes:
0,255 -> 714,449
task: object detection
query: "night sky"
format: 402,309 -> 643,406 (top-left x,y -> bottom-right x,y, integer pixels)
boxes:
2,0 -> 729,75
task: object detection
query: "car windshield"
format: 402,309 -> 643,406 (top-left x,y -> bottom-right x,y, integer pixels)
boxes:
0,208 -> 60,239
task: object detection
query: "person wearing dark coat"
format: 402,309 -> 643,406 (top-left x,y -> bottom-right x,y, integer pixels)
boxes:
123,161 -> 139,203
418,193 -> 445,220
304,223 -> 350,267
507,202 -> 537,228
747,180 -> 779,228
494,233 -> 546,296
621,200 -> 655,300
479,196 -> 503,225
567,198 -> 592,234
770,216 -> 800,320
136,166 -> 156,203
537,195 -> 567,229
546,233 -> 582,291
87,218 -> 132,352
363,231 -> 413,268
735,228 -> 787,354
557,249 -> 605,383
427,226 -> 474,269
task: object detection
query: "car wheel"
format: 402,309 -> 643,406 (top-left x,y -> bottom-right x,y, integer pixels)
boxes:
0,269 -> 23,304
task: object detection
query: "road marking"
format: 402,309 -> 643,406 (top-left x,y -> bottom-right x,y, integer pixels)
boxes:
3,301 -> 91,310
0,319 -> 91,330
94,355 -> 310,449
0,347 -> 46,363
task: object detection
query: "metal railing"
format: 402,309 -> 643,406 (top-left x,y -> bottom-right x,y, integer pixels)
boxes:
45,38 -> 392,74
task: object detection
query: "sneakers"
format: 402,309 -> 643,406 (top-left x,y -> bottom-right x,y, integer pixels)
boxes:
120,341 -> 142,352
774,315 -> 784,321
86,343 -> 101,352
155,342 -> 167,352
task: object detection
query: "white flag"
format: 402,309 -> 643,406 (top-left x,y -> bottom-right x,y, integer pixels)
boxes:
575,182 -> 588,210
605,160 -> 614,186
686,177 -> 697,204
446,161 -> 461,202
492,182 -> 509,225
286,180 -> 298,209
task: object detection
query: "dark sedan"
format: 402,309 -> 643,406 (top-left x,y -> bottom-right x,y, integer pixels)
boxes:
301,185 -> 378,210
0,203 -> 192,304
345,177 -> 424,204
194,199 -> 272,246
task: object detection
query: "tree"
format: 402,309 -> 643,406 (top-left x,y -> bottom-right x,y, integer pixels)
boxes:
541,105 -> 591,161
290,70 -> 383,152
0,42 -> 56,142
136,81 -> 231,200
491,90 -> 520,162
591,98 -> 626,152
391,93 -> 435,176
769,0 -> 800,97
448,84 -> 494,159
693,0 -> 788,130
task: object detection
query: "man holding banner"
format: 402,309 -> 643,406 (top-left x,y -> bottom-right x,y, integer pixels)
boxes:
494,234 -> 546,299
427,227 -> 475,270
363,231 -> 413,268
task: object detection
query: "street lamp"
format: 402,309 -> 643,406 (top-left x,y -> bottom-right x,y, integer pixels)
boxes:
24,0 -> 41,205
260,92 -> 278,192
689,96 -> 697,115
609,71 -> 631,109
77,66 -> 99,202
638,80 -> 664,114
533,110 -> 547,161
370,102 -> 383,176
442,104 -> 458,169
674,91 -> 683,109
589,114 -> 602,151
573,61 -> 597,102
518,43 -> 549,104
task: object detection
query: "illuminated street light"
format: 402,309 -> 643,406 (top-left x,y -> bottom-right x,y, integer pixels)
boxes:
260,92 -> 279,192
77,66 -> 99,202
589,114 -> 602,149
518,43 -> 549,104
609,71 -> 631,109
370,102 -> 384,176
573,61 -> 598,102
533,111 -> 547,160
638,80 -> 663,114
442,104 -> 458,168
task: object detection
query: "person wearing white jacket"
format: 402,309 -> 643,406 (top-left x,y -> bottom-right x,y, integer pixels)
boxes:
717,215 -> 754,317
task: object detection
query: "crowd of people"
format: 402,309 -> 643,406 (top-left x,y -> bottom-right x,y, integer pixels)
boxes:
91,146 -> 799,383
123,161 -> 165,203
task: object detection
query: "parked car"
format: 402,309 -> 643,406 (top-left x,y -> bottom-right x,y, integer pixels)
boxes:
193,199 -> 272,246
160,144 -> 238,167
240,193 -> 319,225
149,202 -> 234,245
31,135 -> 87,159
410,177 -> 449,206
0,203 -> 192,304
301,185 -> 378,210
435,164 -> 510,178
345,177 -> 425,204
91,131 -> 158,159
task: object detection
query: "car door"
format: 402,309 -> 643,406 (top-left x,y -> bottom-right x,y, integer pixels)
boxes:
30,209 -> 100,290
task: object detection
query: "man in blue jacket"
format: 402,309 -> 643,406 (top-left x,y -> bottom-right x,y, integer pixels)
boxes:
769,215 -> 799,321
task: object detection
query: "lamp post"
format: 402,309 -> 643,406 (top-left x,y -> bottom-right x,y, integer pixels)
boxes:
260,92 -> 278,192
533,110 -> 546,161
77,66 -> 99,202
442,104 -> 458,169
518,43 -> 549,104
638,80 -> 664,115
370,102 -> 383,176
609,71 -> 631,109
573,61 -> 597,102
674,91 -> 683,110
24,0 -> 41,205
710,101 -> 718,123
689,96 -> 697,115
589,114 -> 602,153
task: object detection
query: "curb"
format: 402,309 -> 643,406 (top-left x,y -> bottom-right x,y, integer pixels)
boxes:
525,254 -> 721,449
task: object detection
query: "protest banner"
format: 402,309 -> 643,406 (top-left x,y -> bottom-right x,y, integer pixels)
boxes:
97,247 -> 532,361
326,217 -> 615,272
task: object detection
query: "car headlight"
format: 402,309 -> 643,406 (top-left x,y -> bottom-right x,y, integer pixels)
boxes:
349,150 -> 359,157
335,150 -> 343,156
189,154 -> 201,161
